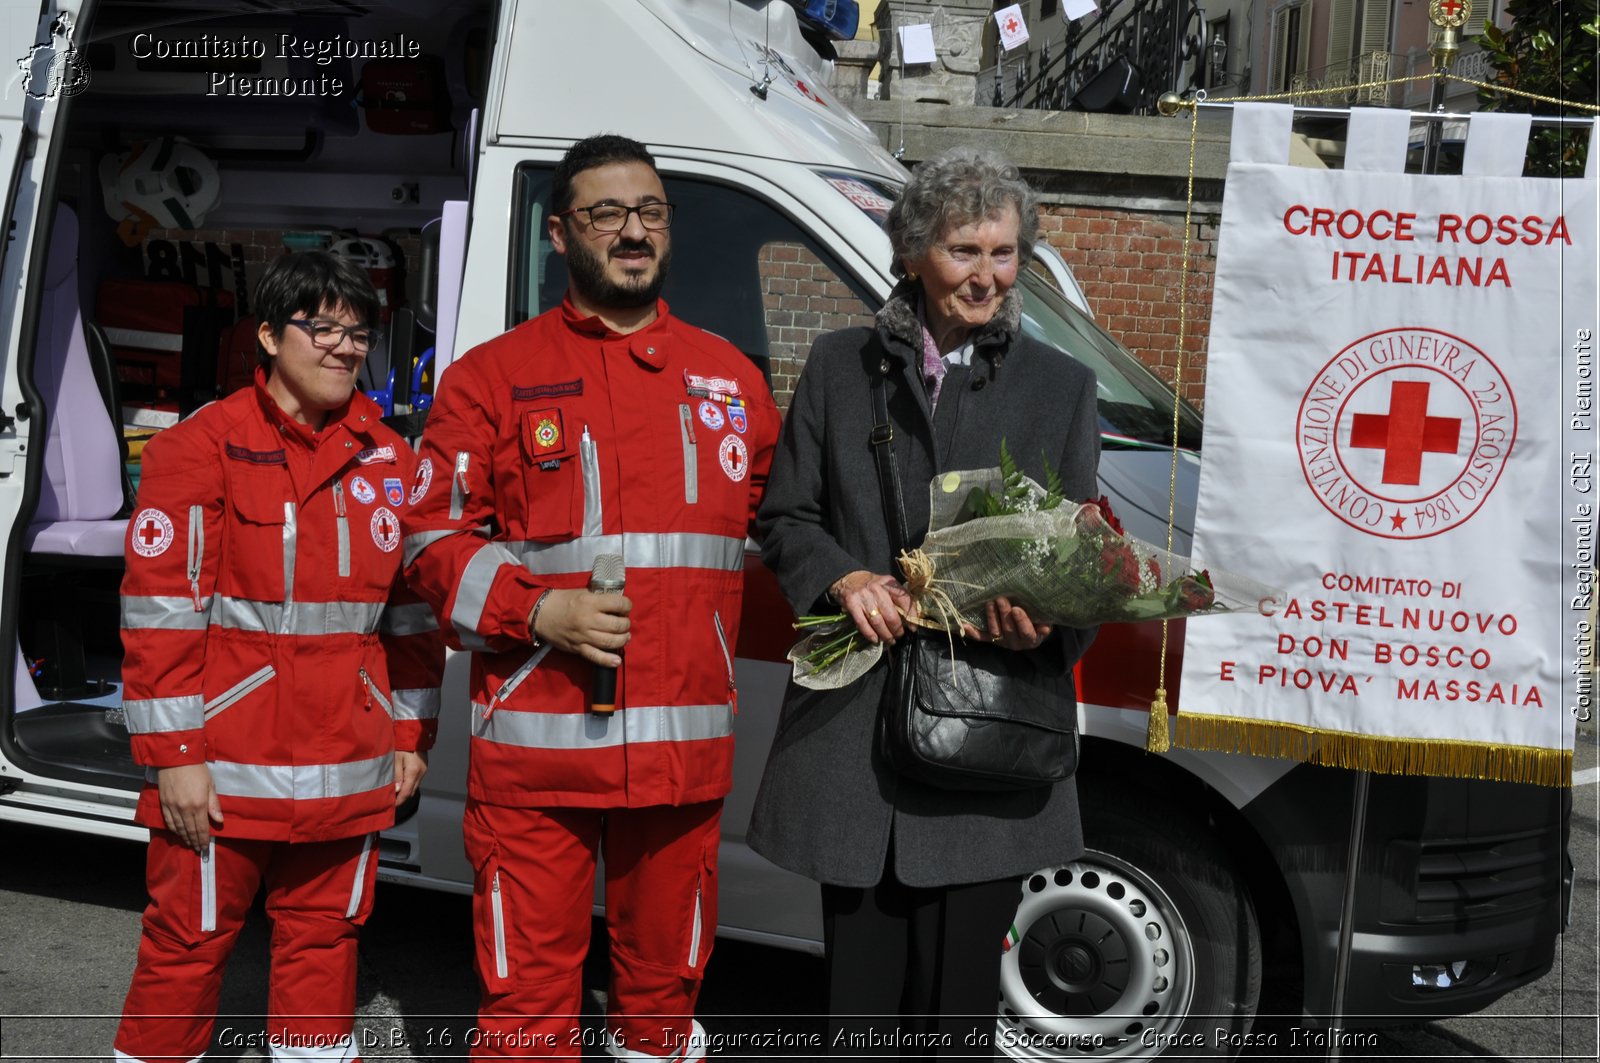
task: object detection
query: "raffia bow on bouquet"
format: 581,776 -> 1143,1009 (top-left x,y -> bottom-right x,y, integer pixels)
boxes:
790,446 -> 1281,690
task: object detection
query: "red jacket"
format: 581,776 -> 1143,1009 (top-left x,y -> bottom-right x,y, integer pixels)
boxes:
121,373 -> 443,842
402,299 -> 777,808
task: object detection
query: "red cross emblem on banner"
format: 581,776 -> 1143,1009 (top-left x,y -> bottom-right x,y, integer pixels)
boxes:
1348,380 -> 1462,485
1005,16 -> 1020,33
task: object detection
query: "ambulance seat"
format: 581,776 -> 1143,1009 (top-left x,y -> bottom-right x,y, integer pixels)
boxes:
25,205 -> 129,558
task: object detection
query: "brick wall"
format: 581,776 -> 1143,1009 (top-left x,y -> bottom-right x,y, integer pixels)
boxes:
1037,204 -> 1218,407
759,241 -> 876,410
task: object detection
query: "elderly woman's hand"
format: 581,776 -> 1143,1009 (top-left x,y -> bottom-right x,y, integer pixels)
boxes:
961,596 -> 1053,652
831,569 -> 913,645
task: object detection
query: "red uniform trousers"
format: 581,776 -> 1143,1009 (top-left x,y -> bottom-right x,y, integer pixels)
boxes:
464,799 -> 721,1060
115,829 -> 378,1062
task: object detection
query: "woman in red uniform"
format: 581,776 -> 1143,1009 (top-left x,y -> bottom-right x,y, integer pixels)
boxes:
114,252 -> 443,1063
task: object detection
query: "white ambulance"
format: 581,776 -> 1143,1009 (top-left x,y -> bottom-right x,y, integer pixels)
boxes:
0,0 -> 1569,1056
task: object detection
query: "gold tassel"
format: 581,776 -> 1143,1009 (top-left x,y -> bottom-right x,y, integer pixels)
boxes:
1146,687 -> 1171,752
1171,712 -> 1574,786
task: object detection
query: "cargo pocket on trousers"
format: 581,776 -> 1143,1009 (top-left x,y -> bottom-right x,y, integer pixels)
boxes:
680,836 -> 719,979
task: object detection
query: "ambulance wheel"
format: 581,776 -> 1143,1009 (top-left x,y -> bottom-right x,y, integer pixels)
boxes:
996,798 -> 1261,1059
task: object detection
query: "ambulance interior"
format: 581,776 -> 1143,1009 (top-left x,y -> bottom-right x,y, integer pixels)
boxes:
8,0 -> 494,789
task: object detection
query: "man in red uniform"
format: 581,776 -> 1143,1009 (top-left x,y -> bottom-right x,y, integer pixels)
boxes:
402,135 -> 777,1060
115,252 -> 443,1063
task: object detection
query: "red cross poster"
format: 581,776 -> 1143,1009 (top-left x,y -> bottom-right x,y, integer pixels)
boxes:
1176,105 -> 1596,785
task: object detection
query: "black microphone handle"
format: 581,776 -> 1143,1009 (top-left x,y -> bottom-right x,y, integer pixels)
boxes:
592,661 -> 618,714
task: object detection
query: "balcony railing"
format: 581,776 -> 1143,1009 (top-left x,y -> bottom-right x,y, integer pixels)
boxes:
1290,51 -> 1402,106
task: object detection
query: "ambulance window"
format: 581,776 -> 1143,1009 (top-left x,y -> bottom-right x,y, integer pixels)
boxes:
512,164 -> 877,406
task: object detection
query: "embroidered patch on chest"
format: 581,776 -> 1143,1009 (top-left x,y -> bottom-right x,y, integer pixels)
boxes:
718,434 -> 750,483
370,507 -> 400,552
349,476 -> 376,505
131,508 -> 174,558
384,477 -> 405,506
356,445 -> 397,465
697,401 -> 724,431
727,401 -> 749,434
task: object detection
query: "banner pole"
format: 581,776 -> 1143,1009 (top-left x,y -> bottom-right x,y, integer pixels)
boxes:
1325,769 -> 1371,1060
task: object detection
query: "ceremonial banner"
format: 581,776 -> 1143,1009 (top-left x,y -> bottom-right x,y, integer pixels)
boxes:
1177,106 -> 1597,784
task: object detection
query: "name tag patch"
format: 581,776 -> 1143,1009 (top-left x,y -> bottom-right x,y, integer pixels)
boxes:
225,444 -> 286,465
512,379 -> 583,402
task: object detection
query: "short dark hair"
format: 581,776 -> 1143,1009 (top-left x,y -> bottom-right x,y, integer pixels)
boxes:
551,134 -> 658,214
253,250 -> 382,368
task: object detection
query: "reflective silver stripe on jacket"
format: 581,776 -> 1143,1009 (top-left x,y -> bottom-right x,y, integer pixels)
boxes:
391,688 -> 442,721
579,431 -> 603,538
509,532 -> 744,578
450,540 -> 525,641
379,602 -> 439,636
470,702 -> 733,750
122,595 -> 214,631
193,753 -> 395,801
122,694 -> 205,734
211,597 -> 384,637
402,528 -> 457,569
281,502 -> 298,621
204,663 -> 277,720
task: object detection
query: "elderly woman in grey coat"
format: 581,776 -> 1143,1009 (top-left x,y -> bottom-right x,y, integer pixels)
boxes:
747,147 -> 1100,1055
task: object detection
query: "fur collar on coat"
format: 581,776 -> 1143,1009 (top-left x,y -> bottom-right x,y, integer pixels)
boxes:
873,277 -> 1024,358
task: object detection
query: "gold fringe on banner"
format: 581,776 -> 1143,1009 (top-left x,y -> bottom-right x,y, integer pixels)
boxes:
1173,713 -> 1574,787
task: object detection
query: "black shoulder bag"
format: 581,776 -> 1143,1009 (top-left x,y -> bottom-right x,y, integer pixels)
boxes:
868,358 -> 1078,791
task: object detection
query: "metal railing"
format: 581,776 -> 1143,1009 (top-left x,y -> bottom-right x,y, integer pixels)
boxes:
998,0 -> 1205,114
1289,51 -> 1402,106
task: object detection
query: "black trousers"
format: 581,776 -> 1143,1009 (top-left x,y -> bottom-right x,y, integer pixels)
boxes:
821,871 -> 1020,1060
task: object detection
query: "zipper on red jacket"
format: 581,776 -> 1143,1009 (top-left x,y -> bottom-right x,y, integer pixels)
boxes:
332,480 -> 350,578
359,667 -> 392,715
482,643 -> 553,720
451,451 -> 470,521
713,610 -> 737,716
679,404 -> 699,505
186,505 -> 205,611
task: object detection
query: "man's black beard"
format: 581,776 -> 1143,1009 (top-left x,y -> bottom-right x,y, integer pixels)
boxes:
564,231 -> 670,309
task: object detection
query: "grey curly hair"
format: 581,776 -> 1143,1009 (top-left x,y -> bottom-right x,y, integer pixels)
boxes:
885,146 -> 1039,277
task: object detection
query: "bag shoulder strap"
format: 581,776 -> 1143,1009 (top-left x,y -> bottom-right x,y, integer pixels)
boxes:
868,346 -> 910,562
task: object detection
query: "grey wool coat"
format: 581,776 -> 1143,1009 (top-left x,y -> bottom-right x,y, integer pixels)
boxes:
746,281 -> 1101,889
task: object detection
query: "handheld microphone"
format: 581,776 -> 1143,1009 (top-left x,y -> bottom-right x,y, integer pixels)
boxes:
589,553 -> 625,714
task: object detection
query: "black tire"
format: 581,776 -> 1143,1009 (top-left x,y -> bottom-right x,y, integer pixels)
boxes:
995,795 -> 1262,1059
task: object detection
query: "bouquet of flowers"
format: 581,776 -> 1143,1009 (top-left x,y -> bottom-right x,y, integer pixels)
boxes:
790,444 -> 1278,689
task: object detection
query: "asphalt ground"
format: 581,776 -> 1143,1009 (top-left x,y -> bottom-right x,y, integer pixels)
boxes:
1,728 -> 1593,1062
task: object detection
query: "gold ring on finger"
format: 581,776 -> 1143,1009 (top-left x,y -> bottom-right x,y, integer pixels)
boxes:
868,607 -> 880,617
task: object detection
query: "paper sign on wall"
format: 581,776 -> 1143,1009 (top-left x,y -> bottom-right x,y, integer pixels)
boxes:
898,23 -> 936,65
